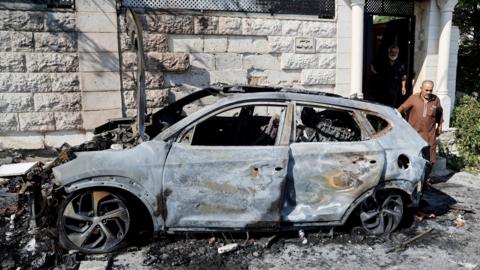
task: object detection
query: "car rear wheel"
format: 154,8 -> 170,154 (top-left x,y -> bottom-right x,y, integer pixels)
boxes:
359,192 -> 404,235
58,190 -> 131,253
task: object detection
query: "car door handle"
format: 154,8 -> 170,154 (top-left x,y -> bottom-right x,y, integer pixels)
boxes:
274,167 -> 283,171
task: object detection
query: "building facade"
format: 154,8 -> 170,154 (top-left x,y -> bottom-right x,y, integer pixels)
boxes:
0,0 -> 459,149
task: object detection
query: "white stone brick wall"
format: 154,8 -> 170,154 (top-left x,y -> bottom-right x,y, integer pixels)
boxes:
119,11 -> 337,100
0,8 -> 82,139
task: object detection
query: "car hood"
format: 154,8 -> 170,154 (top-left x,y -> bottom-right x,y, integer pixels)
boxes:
52,141 -> 171,187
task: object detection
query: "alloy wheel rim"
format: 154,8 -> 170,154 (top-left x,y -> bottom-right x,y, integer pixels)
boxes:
62,191 -> 130,251
360,194 -> 403,235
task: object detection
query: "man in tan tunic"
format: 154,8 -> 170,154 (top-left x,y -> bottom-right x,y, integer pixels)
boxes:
398,80 -> 443,163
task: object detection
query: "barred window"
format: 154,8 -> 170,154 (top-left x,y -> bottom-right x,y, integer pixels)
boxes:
0,0 -> 74,8
122,0 -> 335,18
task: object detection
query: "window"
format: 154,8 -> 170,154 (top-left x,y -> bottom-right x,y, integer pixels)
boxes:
179,104 -> 286,146
366,114 -> 391,137
295,105 -> 362,142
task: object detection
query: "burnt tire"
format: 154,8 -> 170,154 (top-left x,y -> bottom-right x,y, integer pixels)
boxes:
359,191 -> 404,235
57,190 -> 131,253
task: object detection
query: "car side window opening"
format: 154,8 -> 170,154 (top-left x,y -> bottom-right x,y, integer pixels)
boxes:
180,105 -> 286,146
366,114 -> 390,133
295,105 -> 362,142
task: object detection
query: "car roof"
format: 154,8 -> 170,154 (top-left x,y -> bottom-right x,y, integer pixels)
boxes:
157,85 -> 400,140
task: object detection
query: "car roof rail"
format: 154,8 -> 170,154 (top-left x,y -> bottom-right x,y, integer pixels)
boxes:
219,85 -> 343,98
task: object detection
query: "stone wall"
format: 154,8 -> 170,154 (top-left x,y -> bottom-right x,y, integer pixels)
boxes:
118,11 -> 337,116
0,8 -> 83,148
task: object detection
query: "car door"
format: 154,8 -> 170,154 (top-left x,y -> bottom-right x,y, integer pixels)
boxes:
282,103 -> 386,223
162,102 -> 292,229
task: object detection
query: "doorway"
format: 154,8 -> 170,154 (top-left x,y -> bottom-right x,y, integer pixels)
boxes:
363,15 -> 415,107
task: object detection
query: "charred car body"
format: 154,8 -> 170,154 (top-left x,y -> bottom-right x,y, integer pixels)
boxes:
47,85 -> 430,253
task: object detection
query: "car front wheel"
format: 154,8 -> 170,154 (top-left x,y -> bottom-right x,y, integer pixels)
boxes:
58,190 -> 131,253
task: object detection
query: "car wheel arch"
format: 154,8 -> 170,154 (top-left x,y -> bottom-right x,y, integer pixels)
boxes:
341,183 -> 414,225
61,176 -> 160,232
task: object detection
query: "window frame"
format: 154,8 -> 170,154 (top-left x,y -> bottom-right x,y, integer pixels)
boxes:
291,102 -> 373,143
175,101 -> 291,147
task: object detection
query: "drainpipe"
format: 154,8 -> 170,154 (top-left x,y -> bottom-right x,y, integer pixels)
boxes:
350,0 -> 365,99
435,0 -> 458,128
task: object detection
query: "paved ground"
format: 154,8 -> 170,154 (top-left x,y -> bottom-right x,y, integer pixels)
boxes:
107,172 -> 480,270
2,165 -> 479,269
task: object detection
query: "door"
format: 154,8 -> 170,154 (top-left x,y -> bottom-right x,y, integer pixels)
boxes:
162,103 -> 291,229
363,15 -> 415,106
282,104 -> 386,223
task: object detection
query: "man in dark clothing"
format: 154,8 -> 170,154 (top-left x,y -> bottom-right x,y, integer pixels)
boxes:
398,80 -> 443,163
371,45 -> 407,107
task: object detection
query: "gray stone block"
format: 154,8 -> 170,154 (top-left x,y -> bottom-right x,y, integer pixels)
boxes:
144,13 -> 194,34
242,18 -> 281,36
46,12 -> 75,32
51,73 -> 80,92
0,73 -> 51,92
76,0 -> 116,12
122,71 -> 164,90
19,112 -> 55,131
146,89 -> 168,108
76,12 -> 116,33
218,17 -> 242,35
54,111 -> 82,130
78,32 -> 118,52
145,71 -> 164,89
121,52 -> 137,72
146,52 -> 190,72
0,31 -> 33,52
190,53 -> 215,70
0,113 -> 18,131
300,21 -> 336,38
144,33 -> 168,52
194,16 -> 219,35
215,53 -> 242,70
301,69 -> 336,85
0,53 -> 25,72
0,31 -> 11,51
81,72 -> 120,91
82,109 -> 122,130
79,52 -> 118,72
168,35 -> 203,53
0,93 -> 33,112
210,69 -> 247,85
122,90 -> 135,109
228,37 -> 269,53
11,31 -> 33,52
34,32 -> 77,52
203,36 -> 227,53
27,53 -> 78,72
8,11 -> 45,31
268,36 -> 294,53
82,91 -> 121,110
164,68 -> 209,88
315,38 -> 336,53
243,54 -> 280,70
34,92 -> 81,112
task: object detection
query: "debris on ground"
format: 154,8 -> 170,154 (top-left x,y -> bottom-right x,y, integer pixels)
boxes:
218,243 -> 239,254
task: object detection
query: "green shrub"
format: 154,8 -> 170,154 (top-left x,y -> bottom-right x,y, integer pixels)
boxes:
452,94 -> 480,173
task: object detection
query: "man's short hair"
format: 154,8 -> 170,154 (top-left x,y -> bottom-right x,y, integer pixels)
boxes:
422,80 -> 434,88
388,45 -> 399,52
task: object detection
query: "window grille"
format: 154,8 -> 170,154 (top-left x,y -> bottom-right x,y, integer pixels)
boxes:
365,0 -> 414,16
0,0 -> 75,8
122,0 -> 335,18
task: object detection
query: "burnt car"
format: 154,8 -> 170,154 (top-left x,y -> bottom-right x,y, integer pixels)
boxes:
51,86 -> 430,253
